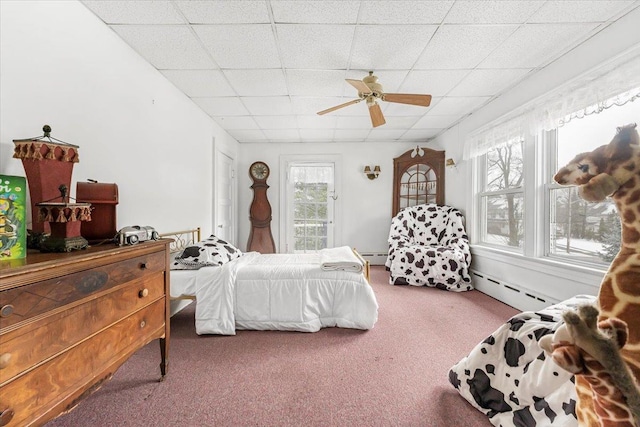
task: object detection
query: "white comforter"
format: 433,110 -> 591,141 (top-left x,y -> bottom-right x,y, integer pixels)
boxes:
193,251 -> 379,335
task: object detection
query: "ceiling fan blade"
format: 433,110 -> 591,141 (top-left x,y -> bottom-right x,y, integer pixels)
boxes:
382,93 -> 432,107
368,102 -> 386,128
317,98 -> 362,115
346,79 -> 372,94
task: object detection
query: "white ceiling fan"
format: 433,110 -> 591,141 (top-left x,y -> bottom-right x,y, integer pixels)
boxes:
317,71 -> 432,128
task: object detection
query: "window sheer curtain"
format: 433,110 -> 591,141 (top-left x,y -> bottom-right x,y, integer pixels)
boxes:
464,45 -> 640,160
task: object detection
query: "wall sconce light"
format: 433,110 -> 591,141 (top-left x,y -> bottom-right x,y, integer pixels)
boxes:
364,165 -> 381,180
445,158 -> 456,167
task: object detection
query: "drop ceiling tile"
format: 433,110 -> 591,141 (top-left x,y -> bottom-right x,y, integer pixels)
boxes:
350,25 -> 437,70
382,103 -> 431,117
528,1 -> 634,23
449,68 -> 532,96
402,129 -> 443,140
271,1 -> 360,24
297,115 -> 338,129
223,69 -> 288,96
400,70 -> 469,96
375,115 -> 422,130
174,0 -> 270,24
226,129 -> 267,142
359,1 -> 453,24
160,70 -> 235,97
82,1 -> 185,24
336,116 -> 376,129
334,129 -> 370,140
112,25 -> 215,69
241,96 -> 294,115
193,97 -> 250,116
414,25 -> 517,69
412,114 -> 460,129
444,1 -> 544,24
254,116 -> 298,129
212,116 -> 260,130
479,23 -> 598,69
366,129 -> 406,140
427,96 -> 490,116
287,70 -> 348,97
299,129 -> 335,141
263,129 -> 301,141
194,24 -> 281,69
276,24 -> 355,69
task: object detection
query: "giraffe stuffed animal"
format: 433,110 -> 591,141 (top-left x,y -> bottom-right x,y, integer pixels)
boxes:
540,304 -> 640,426
554,123 -> 640,426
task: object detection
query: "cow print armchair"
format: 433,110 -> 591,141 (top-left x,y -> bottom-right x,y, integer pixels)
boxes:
385,204 -> 472,291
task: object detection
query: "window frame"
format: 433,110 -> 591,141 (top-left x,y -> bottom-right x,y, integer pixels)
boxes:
471,126 -> 613,273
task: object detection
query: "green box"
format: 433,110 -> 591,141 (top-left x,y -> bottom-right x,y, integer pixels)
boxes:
0,175 -> 27,259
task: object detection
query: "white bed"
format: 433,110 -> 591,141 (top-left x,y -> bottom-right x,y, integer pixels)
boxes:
162,229 -> 378,335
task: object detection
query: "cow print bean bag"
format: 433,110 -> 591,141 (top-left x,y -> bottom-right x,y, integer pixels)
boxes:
385,204 -> 472,291
449,294 -> 596,427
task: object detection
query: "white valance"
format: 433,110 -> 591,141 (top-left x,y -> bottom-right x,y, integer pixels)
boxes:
464,45 -> 640,160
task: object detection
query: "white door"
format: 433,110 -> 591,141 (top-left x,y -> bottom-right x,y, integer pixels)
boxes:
215,151 -> 234,242
284,162 -> 336,253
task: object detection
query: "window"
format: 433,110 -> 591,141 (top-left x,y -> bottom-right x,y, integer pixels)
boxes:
477,139 -> 525,251
547,99 -> 640,265
475,93 -> 640,268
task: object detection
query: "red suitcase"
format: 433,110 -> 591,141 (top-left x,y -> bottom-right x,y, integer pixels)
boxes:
76,181 -> 118,242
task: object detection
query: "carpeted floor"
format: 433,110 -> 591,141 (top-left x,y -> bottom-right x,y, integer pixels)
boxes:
47,266 -> 518,427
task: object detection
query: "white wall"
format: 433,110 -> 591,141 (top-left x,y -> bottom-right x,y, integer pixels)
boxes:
432,6 -> 640,308
237,142 -> 439,256
0,0 -> 238,238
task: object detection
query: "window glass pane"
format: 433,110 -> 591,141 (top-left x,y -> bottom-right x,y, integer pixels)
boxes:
318,204 -> 327,220
481,193 -> 524,249
549,187 -> 619,264
556,96 -> 640,169
550,96 -> 639,265
290,169 -> 331,252
486,141 -> 524,191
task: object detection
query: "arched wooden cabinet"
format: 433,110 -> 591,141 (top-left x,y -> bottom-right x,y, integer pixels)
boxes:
392,147 -> 445,216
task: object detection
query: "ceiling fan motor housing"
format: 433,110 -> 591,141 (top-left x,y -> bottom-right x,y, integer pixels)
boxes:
362,73 -> 383,99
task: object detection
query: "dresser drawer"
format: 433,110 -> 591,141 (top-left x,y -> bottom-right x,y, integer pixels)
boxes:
0,251 -> 165,330
0,299 -> 165,427
0,271 -> 165,386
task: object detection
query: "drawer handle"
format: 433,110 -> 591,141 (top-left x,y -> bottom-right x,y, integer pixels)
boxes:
0,408 -> 15,426
0,353 -> 11,370
0,305 -> 13,318
139,262 -> 147,270
138,288 -> 149,298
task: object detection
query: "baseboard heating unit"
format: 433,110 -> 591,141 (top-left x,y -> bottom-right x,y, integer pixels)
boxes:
358,252 -> 388,266
471,270 -> 559,312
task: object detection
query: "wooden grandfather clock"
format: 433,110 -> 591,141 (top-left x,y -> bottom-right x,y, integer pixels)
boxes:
247,161 -> 276,253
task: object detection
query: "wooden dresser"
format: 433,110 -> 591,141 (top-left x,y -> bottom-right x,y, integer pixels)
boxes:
0,239 -> 170,427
